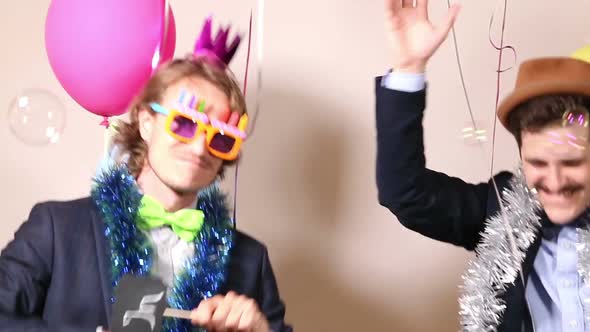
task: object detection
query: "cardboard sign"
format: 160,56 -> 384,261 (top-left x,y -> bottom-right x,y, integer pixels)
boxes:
111,275 -> 168,332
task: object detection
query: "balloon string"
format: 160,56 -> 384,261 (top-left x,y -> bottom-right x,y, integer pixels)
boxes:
233,9 -> 255,225
446,0 -> 479,147
446,0 -> 521,282
486,0 -> 525,285
247,0 -> 264,137
243,12 -> 253,96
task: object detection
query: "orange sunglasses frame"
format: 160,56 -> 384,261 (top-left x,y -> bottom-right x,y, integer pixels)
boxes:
150,103 -> 248,161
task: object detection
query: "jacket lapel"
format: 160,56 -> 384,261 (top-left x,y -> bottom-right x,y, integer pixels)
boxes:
89,201 -> 113,326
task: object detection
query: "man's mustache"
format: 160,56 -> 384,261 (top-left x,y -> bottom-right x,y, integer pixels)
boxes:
534,182 -> 585,194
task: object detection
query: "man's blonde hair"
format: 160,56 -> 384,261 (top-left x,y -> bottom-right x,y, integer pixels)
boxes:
112,57 -> 247,177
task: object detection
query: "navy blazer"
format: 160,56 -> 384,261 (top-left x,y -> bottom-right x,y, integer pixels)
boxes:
0,197 -> 292,332
375,78 -> 547,332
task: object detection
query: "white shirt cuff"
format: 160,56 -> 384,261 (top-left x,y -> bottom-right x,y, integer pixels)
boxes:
381,71 -> 426,92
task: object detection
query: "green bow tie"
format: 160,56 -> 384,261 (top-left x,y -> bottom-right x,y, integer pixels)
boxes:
136,195 -> 204,242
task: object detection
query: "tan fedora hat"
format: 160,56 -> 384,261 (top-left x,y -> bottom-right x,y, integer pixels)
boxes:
497,57 -> 590,129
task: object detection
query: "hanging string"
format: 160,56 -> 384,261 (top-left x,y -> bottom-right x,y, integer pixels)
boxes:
446,0 -> 521,279
242,12 -> 254,96
486,0 -> 524,284
248,0 -> 265,136
447,0 -> 476,135
233,0 -> 263,224
232,12 -> 253,225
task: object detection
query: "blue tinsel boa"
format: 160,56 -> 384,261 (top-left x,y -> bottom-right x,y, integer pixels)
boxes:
90,162 -> 234,332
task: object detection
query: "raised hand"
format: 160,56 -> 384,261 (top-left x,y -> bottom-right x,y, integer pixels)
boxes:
385,0 -> 461,72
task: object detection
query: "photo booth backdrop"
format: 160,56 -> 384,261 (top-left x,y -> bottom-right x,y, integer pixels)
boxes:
1,1 -> 589,330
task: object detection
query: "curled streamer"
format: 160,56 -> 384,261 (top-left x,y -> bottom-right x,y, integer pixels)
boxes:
487,0 -> 517,73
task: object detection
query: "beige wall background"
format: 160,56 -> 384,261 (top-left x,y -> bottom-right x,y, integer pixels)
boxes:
1,1 -> 589,331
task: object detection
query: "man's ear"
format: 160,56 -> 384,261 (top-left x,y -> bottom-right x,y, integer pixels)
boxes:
138,108 -> 154,142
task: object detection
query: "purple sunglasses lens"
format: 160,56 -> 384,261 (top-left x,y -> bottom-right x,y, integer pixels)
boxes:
210,133 -> 236,153
170,115 -> 198,139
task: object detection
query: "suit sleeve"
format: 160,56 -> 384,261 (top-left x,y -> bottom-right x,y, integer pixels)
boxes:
257,247 -> 293,332
375,77 -> 506,250
0,202 -> 97,332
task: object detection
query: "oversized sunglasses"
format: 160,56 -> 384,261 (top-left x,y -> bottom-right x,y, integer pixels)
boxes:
149,102 -> 248,161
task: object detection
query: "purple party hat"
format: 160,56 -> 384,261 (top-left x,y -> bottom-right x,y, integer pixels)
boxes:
193,15 -> 241,68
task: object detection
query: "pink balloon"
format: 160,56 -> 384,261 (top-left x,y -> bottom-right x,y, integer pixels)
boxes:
45,0 -> 176,120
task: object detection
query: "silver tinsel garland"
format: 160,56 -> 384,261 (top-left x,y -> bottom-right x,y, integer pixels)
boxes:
458,168 -> 542,332
577,225 -> 590,328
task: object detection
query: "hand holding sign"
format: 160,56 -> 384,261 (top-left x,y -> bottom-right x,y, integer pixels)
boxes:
111,275 -> 270,332
190,291 -> 270,332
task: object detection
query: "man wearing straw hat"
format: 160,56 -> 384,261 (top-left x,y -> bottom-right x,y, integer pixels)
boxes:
375,0 -> 590,331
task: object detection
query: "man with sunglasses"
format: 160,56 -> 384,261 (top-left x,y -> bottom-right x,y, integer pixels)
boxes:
375,0 -> 590,331
0,17 -> 292,332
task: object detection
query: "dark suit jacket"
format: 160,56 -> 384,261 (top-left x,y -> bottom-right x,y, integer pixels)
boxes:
0,197 -> 292,332
375,77 -> 548,332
